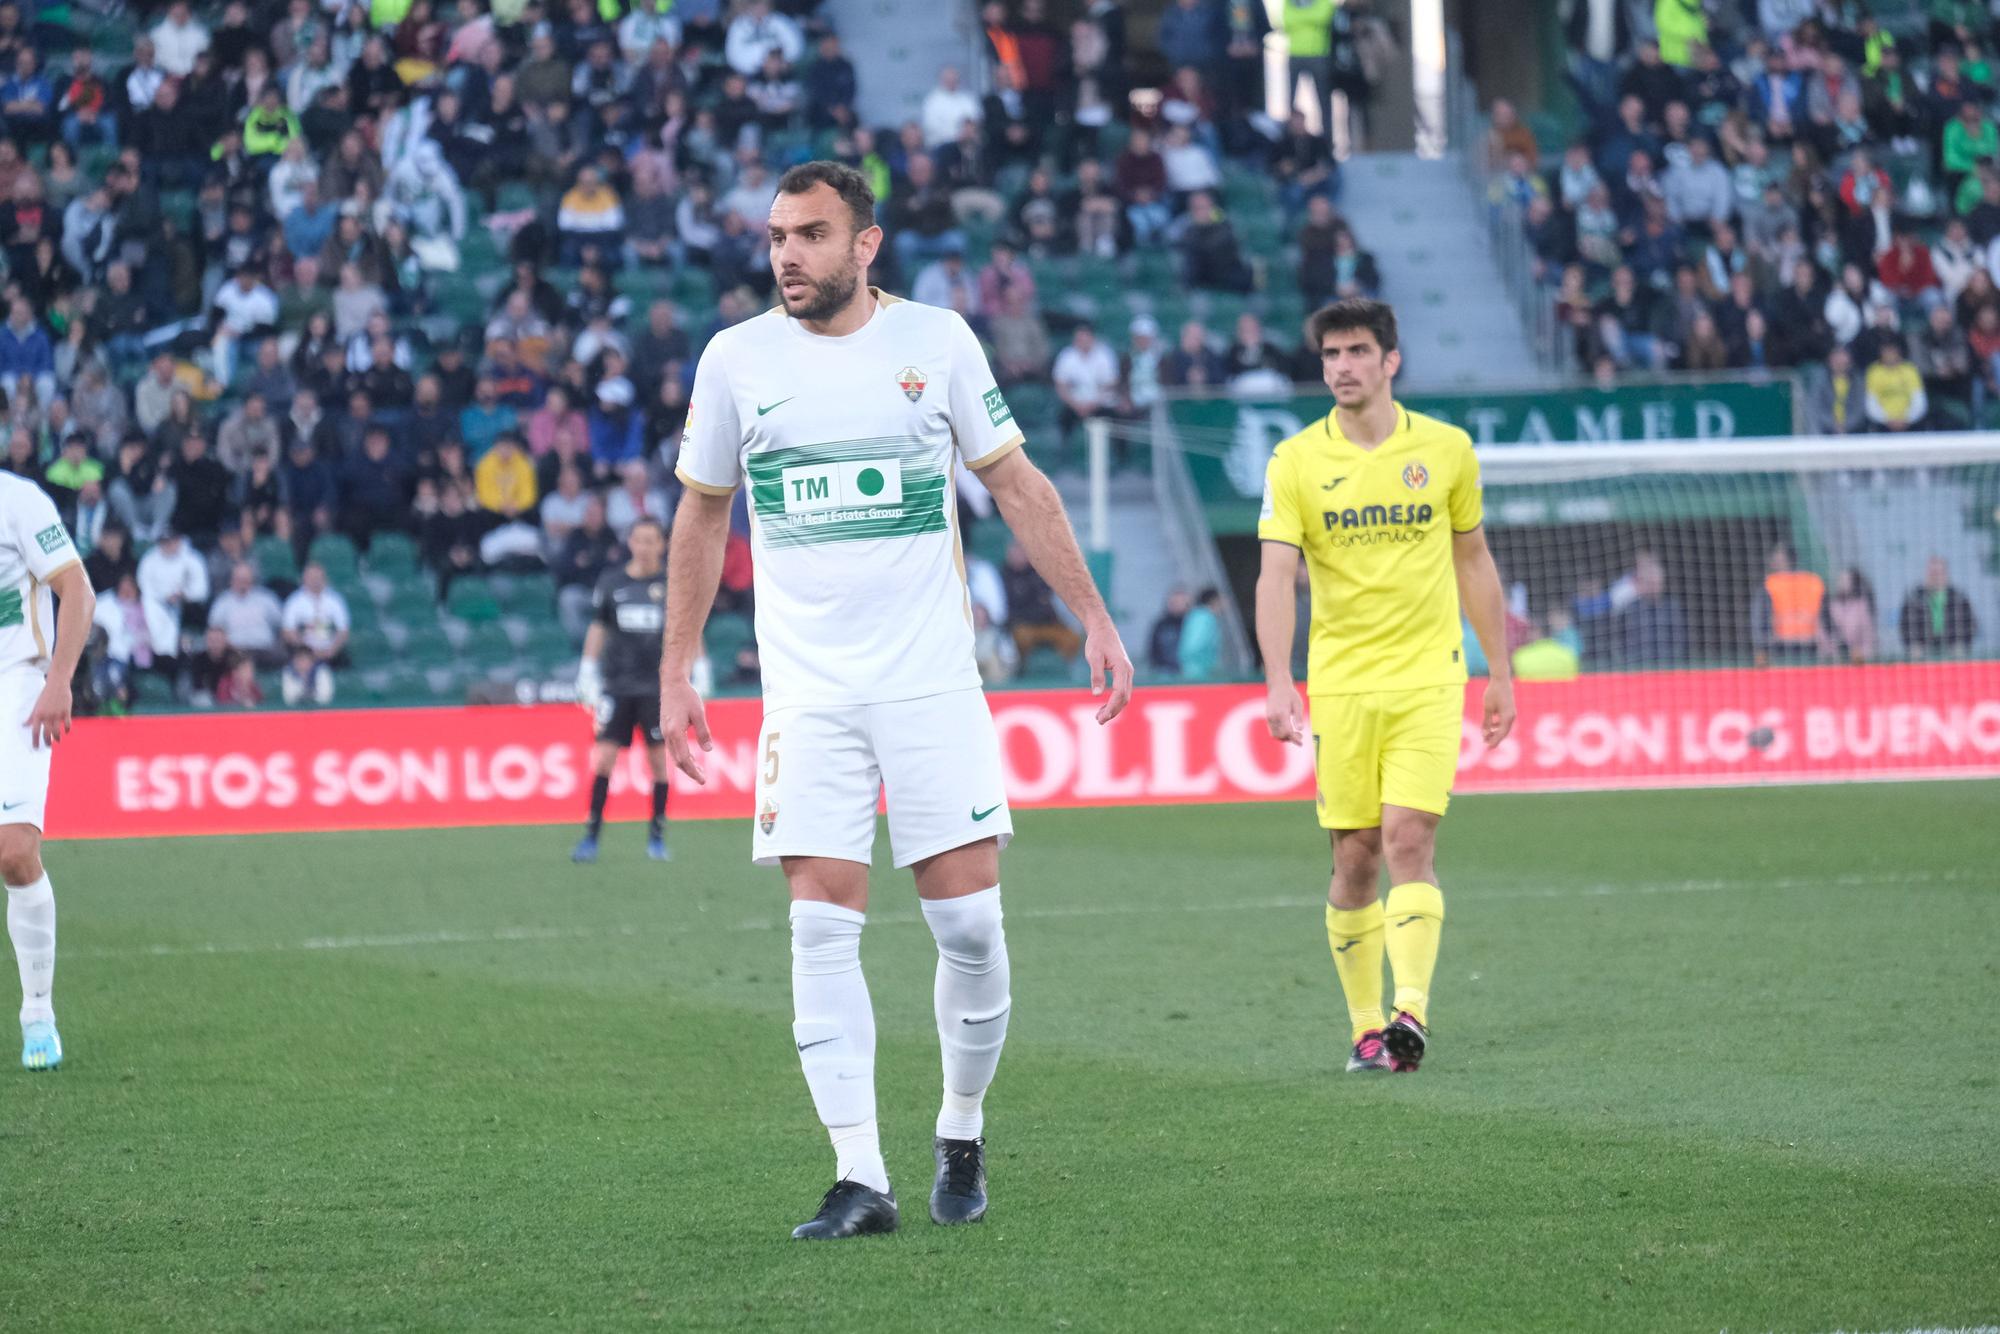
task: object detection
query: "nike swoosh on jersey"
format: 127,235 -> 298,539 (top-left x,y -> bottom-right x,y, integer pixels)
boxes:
971,803 -> 1002,821
756,397 -> 796,416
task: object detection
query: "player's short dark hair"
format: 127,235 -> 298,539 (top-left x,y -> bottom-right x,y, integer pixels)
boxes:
776,160 -> 876,234
1307,298 -> 1399,355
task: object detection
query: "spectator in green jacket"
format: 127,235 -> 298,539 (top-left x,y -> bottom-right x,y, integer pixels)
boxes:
1942,100 -> 1997,201
242,85 -> 302,157
1179,586 -> 1225,681
1654,0 -> 1707,68
1281,0 -> 1338,141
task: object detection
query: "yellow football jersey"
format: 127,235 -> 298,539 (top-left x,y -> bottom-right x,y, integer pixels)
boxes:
1258,405 -> 1483,696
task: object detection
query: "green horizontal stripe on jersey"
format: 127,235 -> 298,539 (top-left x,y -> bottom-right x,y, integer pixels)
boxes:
749,475 -> 949,519
0,587 -> 20,628
742,434 -> 944,476
744,434 -> 952,546
758,506 -> 952,548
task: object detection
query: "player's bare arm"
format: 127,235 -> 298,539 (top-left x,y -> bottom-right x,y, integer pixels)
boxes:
975,447 -> 1133,723
28,562 -> 93,749
1451,525 -> 1516,747
1254,540 -> 1308,744
660,487 -> 733,782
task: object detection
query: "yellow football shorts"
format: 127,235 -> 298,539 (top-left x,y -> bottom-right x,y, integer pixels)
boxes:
1310,685 -> 1463,830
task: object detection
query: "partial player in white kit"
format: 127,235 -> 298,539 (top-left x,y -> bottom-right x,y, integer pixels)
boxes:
661,161 -> 1134,1240
0,472 -> 95,1071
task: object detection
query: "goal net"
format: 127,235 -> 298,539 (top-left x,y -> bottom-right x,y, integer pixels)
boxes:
1157,425 -> 2000,791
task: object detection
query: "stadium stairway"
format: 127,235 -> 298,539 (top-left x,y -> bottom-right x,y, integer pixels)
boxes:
1337,154 -> 1540,388
1048,468 -> 1186,642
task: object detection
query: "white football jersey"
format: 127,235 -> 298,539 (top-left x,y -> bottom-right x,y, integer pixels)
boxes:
0,473 -> 80,675
676,291 -> 1024,711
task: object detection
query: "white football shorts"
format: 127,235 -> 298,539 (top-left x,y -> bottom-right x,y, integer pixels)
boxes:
752,687 -> 1013,868
0,666 -> 51,832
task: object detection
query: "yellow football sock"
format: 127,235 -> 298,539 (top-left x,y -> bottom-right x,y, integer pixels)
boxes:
1324,902 -> 1386,1041
1383,882 -> 1445,1027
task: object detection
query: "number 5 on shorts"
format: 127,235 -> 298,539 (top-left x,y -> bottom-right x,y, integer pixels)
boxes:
763,731 -> 781,787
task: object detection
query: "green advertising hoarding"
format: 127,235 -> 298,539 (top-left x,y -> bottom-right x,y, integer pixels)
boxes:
1170,380 -> 1796,533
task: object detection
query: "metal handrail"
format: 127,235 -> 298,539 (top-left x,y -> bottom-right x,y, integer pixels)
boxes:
1443,28 -> 1568,374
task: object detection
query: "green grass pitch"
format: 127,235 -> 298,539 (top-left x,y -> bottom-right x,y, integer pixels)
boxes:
6,782 -> 1998,1331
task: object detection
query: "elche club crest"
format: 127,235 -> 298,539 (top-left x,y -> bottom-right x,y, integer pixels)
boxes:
1402,462 -> 1430,490
759,801 -> 779,835
896,366 -> 928,402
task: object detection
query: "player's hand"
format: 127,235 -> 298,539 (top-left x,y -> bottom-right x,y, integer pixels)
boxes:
575,659 -> 604,712
1083,617 -> 1134,724
1264,678 -> 1307,745
27,677 -> 74,749
660,675 -> 712,783
1482,676 -> 1517,748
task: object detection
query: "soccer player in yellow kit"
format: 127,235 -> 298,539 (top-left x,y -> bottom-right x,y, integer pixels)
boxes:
1254,298 -> 1515,1074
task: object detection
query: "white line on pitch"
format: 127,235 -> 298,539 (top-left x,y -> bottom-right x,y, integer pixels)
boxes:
60,871 -> 1984,963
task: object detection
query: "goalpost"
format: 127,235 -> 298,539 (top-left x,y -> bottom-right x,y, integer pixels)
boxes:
1137,424 -> 2000,791
1425,434 -> 2000,788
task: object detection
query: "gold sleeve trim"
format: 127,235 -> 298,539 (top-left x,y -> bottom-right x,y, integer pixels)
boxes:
965,433 -> 1026,471
675,468 -> 739,497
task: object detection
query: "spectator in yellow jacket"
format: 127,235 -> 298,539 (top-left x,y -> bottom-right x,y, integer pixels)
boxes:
474,433 -> 539,519
1864,339 -> 1928,431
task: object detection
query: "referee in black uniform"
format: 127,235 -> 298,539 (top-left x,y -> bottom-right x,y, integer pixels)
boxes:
572,516 -> 673,863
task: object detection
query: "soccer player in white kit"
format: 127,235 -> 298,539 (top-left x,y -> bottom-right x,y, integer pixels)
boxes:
0,472 -> 95,1071
662,162 -> 1134,1240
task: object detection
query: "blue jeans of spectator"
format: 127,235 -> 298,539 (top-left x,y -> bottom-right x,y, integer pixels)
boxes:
894,229 -> 966,276
149,155 -> 206,192
104,332 -> 147,369
1567,54 -> 1621,122
1608,327 -> 1659,371
1280,175 -> 1337,221
1127,201 -> 1172,247
63,112 -> 115,148
561,231 -> 625,267
1975,352 -> 2000,424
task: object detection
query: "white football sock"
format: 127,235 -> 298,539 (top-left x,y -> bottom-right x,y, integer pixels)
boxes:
7,873 -> 55,1026
789,900 -> 888,1193
922,886 -> 1010,1141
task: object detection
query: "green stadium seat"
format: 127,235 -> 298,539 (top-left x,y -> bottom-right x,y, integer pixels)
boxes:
968,519 -> 1011,567
490,572 -> 556,615
348,624 -> 393,663
365,532 -> 421,575
254,536 -> 299,585
444,578 -> 503,623
496,181 -> 541,213
463,620 -> 515,663
1019,645 -> 1077,683
403,630 -> 456,667
703,612 -> 754,668
309,533 -> 360,577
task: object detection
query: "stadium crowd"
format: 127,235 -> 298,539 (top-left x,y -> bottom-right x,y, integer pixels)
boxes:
1513,0 -> 2000,432
0,0 -> 1392,709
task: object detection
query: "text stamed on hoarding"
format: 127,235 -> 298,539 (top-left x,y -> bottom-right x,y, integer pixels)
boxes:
42,664 -> 2000,840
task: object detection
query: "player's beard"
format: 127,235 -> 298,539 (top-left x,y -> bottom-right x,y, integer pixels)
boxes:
782,259 -> 863,323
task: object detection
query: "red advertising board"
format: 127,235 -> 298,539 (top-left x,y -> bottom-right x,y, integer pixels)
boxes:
41,662 -> 2000,840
